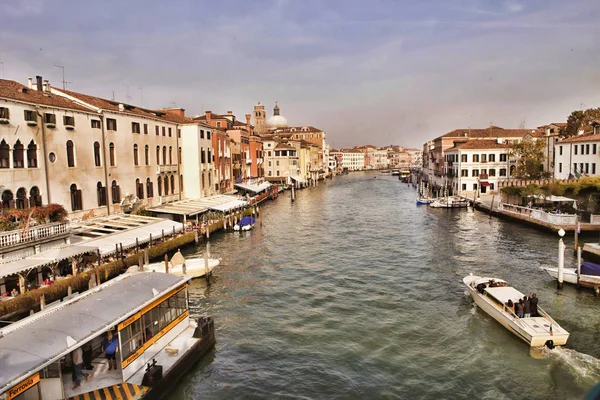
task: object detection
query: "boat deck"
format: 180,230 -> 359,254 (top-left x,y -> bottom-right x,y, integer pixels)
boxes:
63,356 -> 122,398
66,383 -> 147,400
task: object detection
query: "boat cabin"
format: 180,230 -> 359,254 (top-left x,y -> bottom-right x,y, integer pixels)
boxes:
0,272 -> 201,400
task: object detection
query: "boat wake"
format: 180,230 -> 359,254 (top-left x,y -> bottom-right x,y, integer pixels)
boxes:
544,346 -> 600,386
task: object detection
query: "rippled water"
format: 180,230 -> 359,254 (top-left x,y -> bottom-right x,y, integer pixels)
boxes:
168,172 -> 600,399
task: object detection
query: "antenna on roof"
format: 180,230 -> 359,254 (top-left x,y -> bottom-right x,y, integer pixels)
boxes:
111,90 -> 115,101
54,65 -> 66,90
124,85 -> 131,103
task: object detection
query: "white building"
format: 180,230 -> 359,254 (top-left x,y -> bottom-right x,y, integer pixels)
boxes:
444,139 -> 512,195
331,151 -> 365,171
263,138 -> 301,183
554,125 -> 600,179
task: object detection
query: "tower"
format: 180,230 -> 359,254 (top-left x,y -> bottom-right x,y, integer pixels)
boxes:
254,102 -> 267,135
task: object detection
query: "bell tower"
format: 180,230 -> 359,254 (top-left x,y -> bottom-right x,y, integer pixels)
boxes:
254,102 -> 267,135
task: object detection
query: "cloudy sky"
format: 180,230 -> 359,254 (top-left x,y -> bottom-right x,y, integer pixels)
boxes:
1,0 -> 599,148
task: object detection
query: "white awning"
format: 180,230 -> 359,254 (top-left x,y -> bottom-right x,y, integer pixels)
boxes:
149,195 -> 248,217
529,194 -> 576,203
209,199 -> 248,212
290,175 -> 307,184
234,182 -> 271,194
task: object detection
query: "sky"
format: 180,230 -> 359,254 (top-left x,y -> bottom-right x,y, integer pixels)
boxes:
0,0 -> 599,149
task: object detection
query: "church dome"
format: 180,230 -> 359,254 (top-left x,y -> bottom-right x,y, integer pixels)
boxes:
267,103 -> 288,129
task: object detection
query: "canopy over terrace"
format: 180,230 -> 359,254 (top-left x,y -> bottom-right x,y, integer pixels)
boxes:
0,245 -> 98,280
234,182 -> 272,194
149,195 -> 249,223
529,194 -> 578,209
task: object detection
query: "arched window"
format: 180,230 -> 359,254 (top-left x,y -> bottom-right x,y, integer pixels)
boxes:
109,142 -> 115,166
146,177 -> 154,198
180,174 -> 183,192
169,146 -> 172,165
144,145 -> 149,165
29,186 -> 42,206
13,140 -> 24,168
133,144 -> 139,166
1,190 -> 13,208
66,140 -> 75,167
164,175 -> 169,195
70,184 -> 82,211
178,147 -> 182,164
97,182 -> 107,206
27,140 -> 37,168
93,142 -> 101,166
157,176 -> 162,196
16,187 -> 27,209
156,146 -> 160,165
170,175 -> 175,194
136,178 -> 144,199
162,146 -> 167,166
0,140 -> 9,168
111,180 -> 120,204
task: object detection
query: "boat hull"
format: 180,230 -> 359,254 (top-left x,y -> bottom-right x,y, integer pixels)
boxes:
144,258 -> 220,278
540,266 -> 600,286
463,275 -> 569,347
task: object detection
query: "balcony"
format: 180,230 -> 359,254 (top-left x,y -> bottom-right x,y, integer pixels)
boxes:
159,194 -> 179,204
157,164 -> 178,174
0,221 -> 69,250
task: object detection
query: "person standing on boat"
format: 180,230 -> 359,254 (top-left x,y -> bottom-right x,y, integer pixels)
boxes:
515,299 -> 524,318
102,330 -> 119,371
529,293 -> 538,317
523,296 -> 531,318
72,347 -> 90,390
506,299 -> 514,315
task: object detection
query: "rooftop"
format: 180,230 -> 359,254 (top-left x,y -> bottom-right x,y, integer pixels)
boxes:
441,126 -> 539,139
0,79 -> 92,113
559,133 -> 600,143
446,139 -> 511,151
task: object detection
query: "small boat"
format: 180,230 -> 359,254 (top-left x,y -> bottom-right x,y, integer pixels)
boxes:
234,216 -> 256,231
463,274 -> 569,348
540,261 -> 600,286
144,251 -> 220,279
391,169 -> 400,176
429,197 -> 469,208
416,198 -> 435,205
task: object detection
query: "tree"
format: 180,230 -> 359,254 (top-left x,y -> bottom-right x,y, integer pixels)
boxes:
509,139 -> 549,179
564,107 -> 600,137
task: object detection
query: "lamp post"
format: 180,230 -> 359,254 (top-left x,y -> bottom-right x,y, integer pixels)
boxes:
557,228 -> 566,289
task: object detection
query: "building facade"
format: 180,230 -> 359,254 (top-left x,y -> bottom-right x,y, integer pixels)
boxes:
554,125 -> 600,179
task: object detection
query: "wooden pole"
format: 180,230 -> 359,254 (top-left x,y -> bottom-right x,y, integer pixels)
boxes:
164,254 -> 169,274
135,237 -> 139,252
204,251 -> 209,283
149,233 -> 153,246
574,221 -> 580,255
115,243 -> 119,259
138,255 -> 144,272
206,241 -> 211,259
577,246 -> 582,288
71,259 -> 77,276
144,248 -> 149,265
194,230 -> 199,245
489,195 -> 495,217
40,294 -> 45,310
97,249 -> 102,267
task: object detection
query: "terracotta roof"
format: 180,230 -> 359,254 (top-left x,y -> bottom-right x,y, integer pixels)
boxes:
274,126 -> 322,134
0,79 -> 92,112
441,126 -> 538,139
274,142 -> 296,150
559,133 -> 600,143
194,112 -> 228,121
446,140 -> 511,151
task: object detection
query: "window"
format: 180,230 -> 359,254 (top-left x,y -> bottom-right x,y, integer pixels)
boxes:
168,127 -> 172,137
146,178 -> 154,198
66,140 -> 75,167
162,127 -> 166,136
63,115 -> 75,128
559,146 -> 563,156
133,144 -> 139,166
594,144 -> 597,155
574,145 -> 578,155
582,144 -> 586,154
580,163 -> 584,173
586,163 -> 589,174
461,169 -> 468,177
91,119 -> 101,129
169,147 -> 172,165
201,148 -> 206,164
24,110 -> 36,123
136,178 -> 144,199
97,182 -> 107,206
489,154 -> 495,162
500,154 -> 507,162
473,183 -> 478,191
276,160 -> 279,166
0,140 -> 8,168
106,118 -> 117,131
177,129 -> 181,138
132,122 -> 141,134
111,180 -> 120,204
30,186 -> 41,207
145,145 -> 149,165
1,190 -> 13,207
207,131 -> 211,140
489,169 -> 496,176
13,140 -> 24,168
481,154 -> 487,163
472,154 -> 479,162
15,188 -> 27,209
158,176 -> 162,196
200,130 -> 204,139
27,140 -> 37,168
144,123 -> 148,135
574,163 -> 578,173
481,169 -> 487,175
162,146 -> 167,165
276,170 -> 280,176
268,171 -> 272,176
109,142 -> 115,166
155,125 -> 159,136
178,147 -> 182,164
559,163 -> 562,173
268,161 -> 272,167
500,168 -> 507,176
216,121 -> 221,128
170,175 -> 175,194
156,146 -> 160,165
70,184 -> 82,211
593,164 -> 597,175
44,113 -> 56,126
472,169 -> 479,177
164,175 -> 169,195
0,107 -> 9,120
462,184 -> 467,191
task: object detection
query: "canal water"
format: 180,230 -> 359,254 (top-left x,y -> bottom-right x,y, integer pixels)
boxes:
171,172 -> 600,399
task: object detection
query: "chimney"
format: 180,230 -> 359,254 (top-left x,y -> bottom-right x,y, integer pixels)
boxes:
28,77 -> 33,89
578,129 -> 584,136
227,111 -> 233,115
497,138 -> 503,144
160,108 -> 185,117
43,80 -> 49,92
245,114 -> 251,125
119,103 -> 125,112
205,111 -> 212,120
36,76 -> 43,91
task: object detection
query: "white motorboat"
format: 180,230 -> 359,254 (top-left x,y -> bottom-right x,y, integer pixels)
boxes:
540,261 -> 600,286
233,216 -> 256,231
463,274 -> 569,348
144,251 -> 220,279
429,197 -> 469,208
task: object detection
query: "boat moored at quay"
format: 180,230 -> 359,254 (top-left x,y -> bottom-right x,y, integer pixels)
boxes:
0,272 -> 215,400
463,274 -> 569,348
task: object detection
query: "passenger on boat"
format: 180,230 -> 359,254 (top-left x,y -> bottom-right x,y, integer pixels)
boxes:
489,280 -> 498,288
506,299 -> 514,315
515,299 -> 524,318
477,283 -> 486,294
72,347 -> 90,389
530,293 -> 538,317
102,330 -> 119,371
523,296 -> 531,318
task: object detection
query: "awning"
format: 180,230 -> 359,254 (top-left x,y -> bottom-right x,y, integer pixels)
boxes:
480,182 -> 491,187
529,194 -> 576,203
0,259 -> 49,280
234,182 -> 272,194
149,195 -> 248,217
290,175 -> 307,184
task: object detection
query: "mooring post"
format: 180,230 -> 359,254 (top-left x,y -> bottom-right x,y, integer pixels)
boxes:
135,237 -> 139,252
144,248 -> 149,265
115,243 -> 119,259
40,294 -> 45,311
204,251 -> 209,283
138,256 -> 143,272
206,241 -> 211,259
164,254 -> 169,274
68,286 -> 72,298
162,229 -> 165,241
489,195 -> 495,217
97,249 -> 102,267
194,230 -> 199,245
577,246 -> 582,288
574,221 -> 580,256
149,233 -> 153,246
558,228 -> 565,290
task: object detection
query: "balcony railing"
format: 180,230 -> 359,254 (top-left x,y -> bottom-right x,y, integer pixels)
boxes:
157,164 -> 178,174
498,204 -> 577,225
0,221 -> 69,249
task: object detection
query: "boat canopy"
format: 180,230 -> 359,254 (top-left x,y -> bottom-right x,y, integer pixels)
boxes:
238,216 -> 256,226
0,272 -> 189,395
581,262 -> 600,276
485,286 -> 524,304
